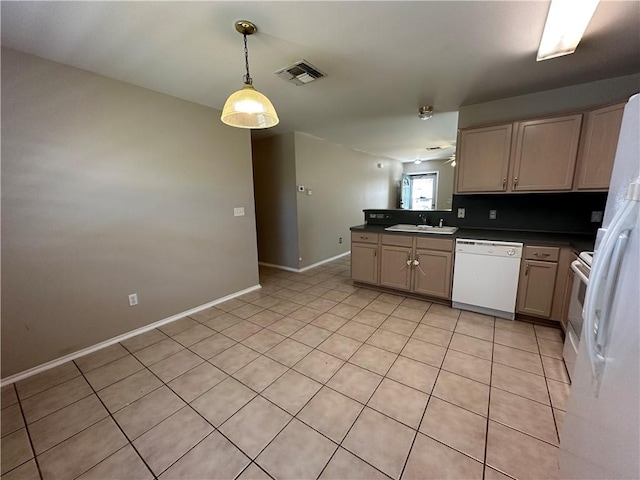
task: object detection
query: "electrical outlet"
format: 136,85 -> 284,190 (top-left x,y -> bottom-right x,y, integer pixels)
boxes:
339,237 -> 343,244
128,293 -> 138,307
234,207 -> 245,217
489,209 -> 497,220
591,211 -> 603,222
457,208 -> 466,219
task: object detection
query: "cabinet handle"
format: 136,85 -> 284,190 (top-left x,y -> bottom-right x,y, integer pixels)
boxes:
406,251 -> 412,267
374,248 -> 377,257
413,252 -> 420,266
525,263 -> 530,275
514,177 -> 518,188
502,177 -> 506,189
534,252 -> 550,257
360,236 -> 367,240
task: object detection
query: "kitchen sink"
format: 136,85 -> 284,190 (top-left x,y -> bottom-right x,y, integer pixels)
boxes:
384,224 -> 458,235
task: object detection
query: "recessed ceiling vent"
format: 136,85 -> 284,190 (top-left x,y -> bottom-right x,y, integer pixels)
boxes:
275,60 -> 327,86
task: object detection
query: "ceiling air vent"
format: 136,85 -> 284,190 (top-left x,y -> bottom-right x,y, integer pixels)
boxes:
275,60 -> 327,86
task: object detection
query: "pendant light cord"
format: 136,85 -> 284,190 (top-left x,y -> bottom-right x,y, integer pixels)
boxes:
243,33 -> 253,85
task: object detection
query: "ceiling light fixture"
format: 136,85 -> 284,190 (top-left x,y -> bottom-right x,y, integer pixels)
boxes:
414,159 -> 423,164
537,0 -> 600,61
221,21 -> 279,129
418,106 -> 434,120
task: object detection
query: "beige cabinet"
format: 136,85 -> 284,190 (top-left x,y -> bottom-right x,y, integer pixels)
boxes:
350,232 -> 379,285
574,102 -> 625,190
379,235 -> 413,290
511,114 -> 582,191
456,124 -> 512,193
457,111 -> 588,193
517,246 -> 560,318
413,248 -> 453,298
379,234 -> 454,299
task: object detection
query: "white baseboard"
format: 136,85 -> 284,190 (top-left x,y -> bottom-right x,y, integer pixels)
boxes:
0,284 -> 262,386
259,251 -> 350,273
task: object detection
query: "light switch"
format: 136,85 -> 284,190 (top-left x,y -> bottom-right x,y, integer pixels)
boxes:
234,207 -> 245,217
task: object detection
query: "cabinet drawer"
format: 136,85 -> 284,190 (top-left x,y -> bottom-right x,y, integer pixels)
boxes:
381,234 -> 413,247
524,246 -> 560,262
351,232 -> 379,244
415,237 -> 454,252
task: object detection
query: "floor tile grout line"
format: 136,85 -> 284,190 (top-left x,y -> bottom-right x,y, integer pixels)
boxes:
10,383 -> 45,480
69,361 -> 157,480
536,328 -> 564,445
482,317 -> 498,480
18,377 -> 94,427
398,309 -> 461,480
12,369 -> 84,403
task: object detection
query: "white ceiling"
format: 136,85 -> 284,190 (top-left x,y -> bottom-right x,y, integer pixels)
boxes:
2,1 -> 639,163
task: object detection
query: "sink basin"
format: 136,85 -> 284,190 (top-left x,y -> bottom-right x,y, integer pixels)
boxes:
384,224 -> 458,235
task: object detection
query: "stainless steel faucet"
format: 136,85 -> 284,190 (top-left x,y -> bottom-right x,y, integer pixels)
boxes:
439,218 -> 444,228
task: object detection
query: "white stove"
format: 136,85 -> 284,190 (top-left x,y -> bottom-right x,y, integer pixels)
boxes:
563,251 -> 593,381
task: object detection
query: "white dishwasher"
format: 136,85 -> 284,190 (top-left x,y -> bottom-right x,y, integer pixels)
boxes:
452,239 -> 523,320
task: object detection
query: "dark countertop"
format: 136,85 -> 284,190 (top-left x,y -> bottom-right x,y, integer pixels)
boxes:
350,224 -> 595,253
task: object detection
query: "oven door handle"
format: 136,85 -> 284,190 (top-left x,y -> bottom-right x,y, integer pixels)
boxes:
570,260 -> 589,285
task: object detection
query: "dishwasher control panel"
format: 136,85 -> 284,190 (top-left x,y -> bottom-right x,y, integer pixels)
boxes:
455,239 -> 523,258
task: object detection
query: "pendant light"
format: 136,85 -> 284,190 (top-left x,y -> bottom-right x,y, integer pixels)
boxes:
221,21 -> 279,129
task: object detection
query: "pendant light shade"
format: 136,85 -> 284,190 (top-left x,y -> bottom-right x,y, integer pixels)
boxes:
221,84 -> 279,129
221,21 -> 279,129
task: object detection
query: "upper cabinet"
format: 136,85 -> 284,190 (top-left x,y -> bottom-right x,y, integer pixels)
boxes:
574,102 -> 625,190
456,101 -> 625,194
457,124 -> 512,193
511,114 -> 582,191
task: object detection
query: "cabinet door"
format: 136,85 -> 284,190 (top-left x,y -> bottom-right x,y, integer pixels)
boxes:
517,260 -> 558,318
351,242 -> 378,284
512,114 -> 582,191
412,249 -> 453,299
575,103 -> 625,190
380,246 -> 412,291
456,124 -> 512,193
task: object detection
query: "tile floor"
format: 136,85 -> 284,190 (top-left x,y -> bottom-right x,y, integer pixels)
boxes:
1,256 -> 570,480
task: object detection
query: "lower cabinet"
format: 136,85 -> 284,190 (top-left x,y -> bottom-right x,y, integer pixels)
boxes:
379,234 -> 454,299
517,260 -> 558,317
517,246 -> 559,318
380,245 -> 412,290
413,248 -> 453,298
350,232 -> 379,284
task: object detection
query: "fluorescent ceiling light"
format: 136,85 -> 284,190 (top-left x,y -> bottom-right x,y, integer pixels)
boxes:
537,0 -> 600,61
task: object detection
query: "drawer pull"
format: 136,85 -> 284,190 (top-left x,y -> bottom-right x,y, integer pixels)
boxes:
502,177 -> 506,189
514,177 -> 519,188
374,248 -> 377,257
525,263 -> 530,275
534,252 -> 550,257
360,236 -> 367,240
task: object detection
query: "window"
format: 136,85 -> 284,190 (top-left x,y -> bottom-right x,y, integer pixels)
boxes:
401,172 -> 438,210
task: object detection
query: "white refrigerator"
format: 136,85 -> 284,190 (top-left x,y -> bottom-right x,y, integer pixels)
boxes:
559,93 -> 640,478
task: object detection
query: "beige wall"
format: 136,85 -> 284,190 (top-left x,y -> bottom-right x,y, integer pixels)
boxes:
403,160 -> 455,210
1,49 -> 259,377
251,134 -> 299,269
459,73 -> 640,128
294,133 -> 403,268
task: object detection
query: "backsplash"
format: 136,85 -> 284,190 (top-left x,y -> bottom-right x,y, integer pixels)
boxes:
365,192 -> 607,234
